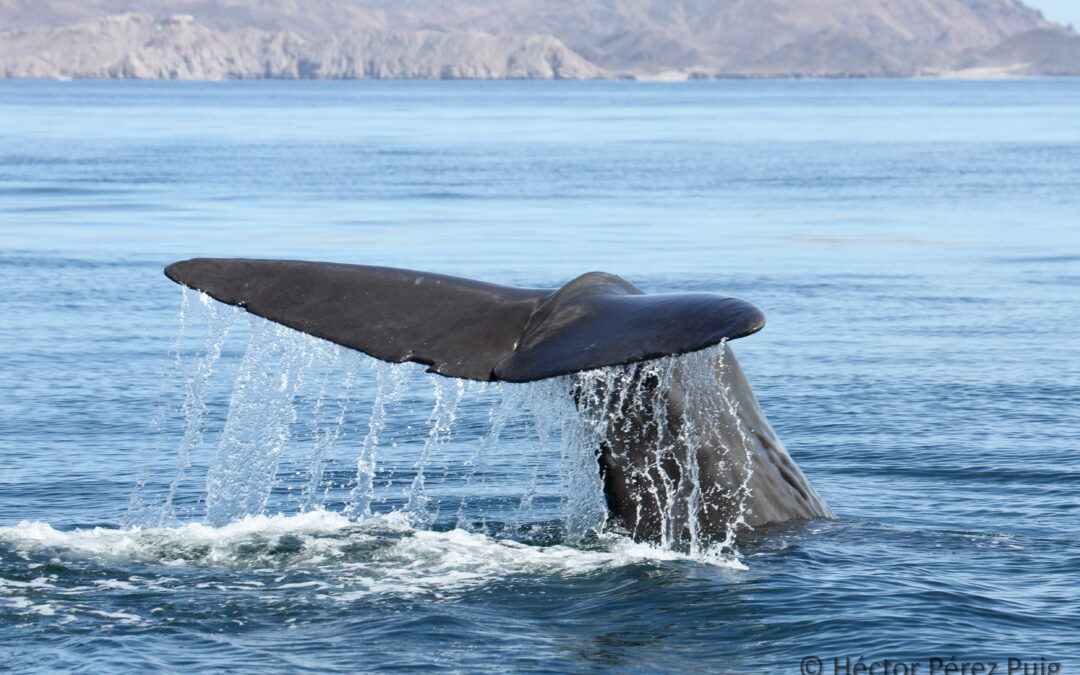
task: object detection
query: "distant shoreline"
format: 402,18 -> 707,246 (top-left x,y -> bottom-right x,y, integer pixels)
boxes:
2,73 -> 1077,82
4,9 -> 1079,82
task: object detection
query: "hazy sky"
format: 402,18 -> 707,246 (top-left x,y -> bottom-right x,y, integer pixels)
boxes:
1031,0 -> 1080,28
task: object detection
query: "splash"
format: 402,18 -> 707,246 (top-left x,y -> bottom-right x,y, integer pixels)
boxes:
128,298 -> 755,561
0,510 -> 746,628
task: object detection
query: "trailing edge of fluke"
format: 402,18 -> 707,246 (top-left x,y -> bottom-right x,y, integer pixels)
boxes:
164,258 -> 766,382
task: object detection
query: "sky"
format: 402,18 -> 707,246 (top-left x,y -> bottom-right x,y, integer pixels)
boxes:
1031,0 -> 1080,29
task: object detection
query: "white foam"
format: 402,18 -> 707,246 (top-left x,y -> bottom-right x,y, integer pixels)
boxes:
3,597 -> 32,608
275,581 -> 330,590
341,528 -> 704,599
88,610 -> 141,623
0,510 -> 747,621
0,510 -> 358,565
92,579 -> 139,590
1,510 -> 744,592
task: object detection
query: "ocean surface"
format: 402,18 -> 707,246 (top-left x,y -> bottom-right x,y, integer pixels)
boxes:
0,79 -> 1078,673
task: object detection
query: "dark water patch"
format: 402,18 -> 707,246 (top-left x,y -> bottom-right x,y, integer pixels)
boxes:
997,254 -> 1080,264
0,185 -> 130,198
3,201 -> 160,214
1022,274 -> 1080,286
826,464 -> 1080,486
0,253 -> 151,268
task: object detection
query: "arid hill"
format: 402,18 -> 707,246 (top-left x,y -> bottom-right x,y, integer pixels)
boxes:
0,0 -> 1077,79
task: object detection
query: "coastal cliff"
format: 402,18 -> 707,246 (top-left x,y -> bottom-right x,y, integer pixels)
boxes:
0,0 -> 1077,79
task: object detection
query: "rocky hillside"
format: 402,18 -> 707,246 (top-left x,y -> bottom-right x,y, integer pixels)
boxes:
0,13 -> 601,79
0,0 -> 1077,79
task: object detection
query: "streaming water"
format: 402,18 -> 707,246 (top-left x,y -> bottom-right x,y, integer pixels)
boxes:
572,347 -> 755,556
345,359 -> 411,519
125,293 -> 751,560
125,289 -> 239,527
295,350 -> 358,512
403,377 -> 466,527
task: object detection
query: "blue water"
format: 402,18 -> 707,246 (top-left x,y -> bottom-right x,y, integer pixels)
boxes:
1,80 -> 1078,673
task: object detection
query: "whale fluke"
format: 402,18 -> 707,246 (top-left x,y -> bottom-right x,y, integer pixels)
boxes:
164,258 -> 765,382
164,258 -> 831,545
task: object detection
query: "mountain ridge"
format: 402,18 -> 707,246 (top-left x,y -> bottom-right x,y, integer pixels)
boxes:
1,0 -> 1078,79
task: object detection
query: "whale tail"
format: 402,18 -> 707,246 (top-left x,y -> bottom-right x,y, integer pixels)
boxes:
164,258 -> 765,382
164,258 -> 834,543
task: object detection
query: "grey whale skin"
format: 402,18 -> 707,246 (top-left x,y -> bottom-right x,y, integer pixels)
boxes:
165,258 -> 833,543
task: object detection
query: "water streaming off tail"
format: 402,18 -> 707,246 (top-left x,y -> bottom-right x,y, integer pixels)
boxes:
573,346 -> 755,556
130,296 -> 753,557
404,377 -> 466,527
203,321 -> 330,526
126,289 -> 241,527
344,359 -> 412,520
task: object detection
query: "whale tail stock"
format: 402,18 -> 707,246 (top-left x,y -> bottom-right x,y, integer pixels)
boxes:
163,258 -> 766,382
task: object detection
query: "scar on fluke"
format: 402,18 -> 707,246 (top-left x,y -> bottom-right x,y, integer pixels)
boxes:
165,258 -> 832,547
